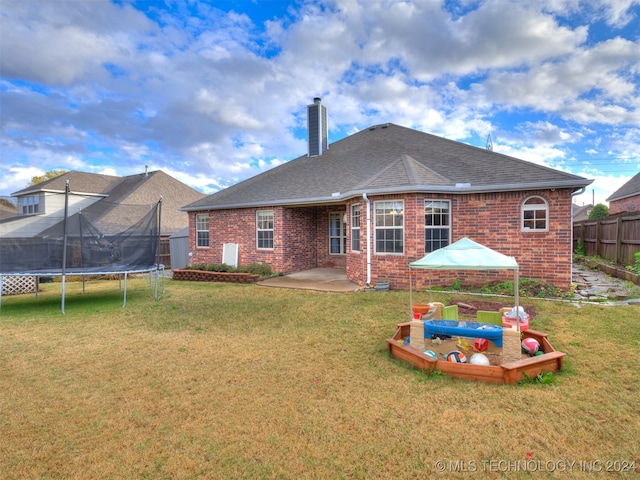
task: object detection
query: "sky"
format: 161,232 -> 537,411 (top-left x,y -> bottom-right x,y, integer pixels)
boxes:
1,0 -> 639,207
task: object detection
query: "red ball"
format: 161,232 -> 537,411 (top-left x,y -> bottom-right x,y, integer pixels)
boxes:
474,338 -> 489,352
522,337 -> 540,355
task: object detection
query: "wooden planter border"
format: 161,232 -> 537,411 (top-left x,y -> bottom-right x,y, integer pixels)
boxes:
172,269 -> 259,284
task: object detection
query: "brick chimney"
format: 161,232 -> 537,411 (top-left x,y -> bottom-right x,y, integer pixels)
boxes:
307,97 -> 328,156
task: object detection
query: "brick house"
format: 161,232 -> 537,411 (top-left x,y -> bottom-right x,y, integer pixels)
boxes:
182,99 -> 592,290
607,171 -> 640,215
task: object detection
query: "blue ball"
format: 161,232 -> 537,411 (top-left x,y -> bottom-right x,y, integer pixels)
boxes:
423,350 -> 438,360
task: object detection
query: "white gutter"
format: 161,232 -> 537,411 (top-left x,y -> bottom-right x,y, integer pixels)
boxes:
363,193 -> 372,286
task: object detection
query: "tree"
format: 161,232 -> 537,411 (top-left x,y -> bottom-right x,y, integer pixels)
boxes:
588,203 -> 609,220
29,170 -> 68,186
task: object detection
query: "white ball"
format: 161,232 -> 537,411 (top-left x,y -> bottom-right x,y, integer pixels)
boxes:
470,353 -> 490,366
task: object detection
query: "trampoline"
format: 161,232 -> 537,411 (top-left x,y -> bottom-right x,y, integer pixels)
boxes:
0,180 -> 165,313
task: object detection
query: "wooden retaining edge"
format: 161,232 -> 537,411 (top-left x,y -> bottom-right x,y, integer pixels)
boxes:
172,269 -> 259,284
387,323 -> 565,385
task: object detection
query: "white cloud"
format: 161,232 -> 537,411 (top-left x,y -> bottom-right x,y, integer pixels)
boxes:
0,0 -> 638,202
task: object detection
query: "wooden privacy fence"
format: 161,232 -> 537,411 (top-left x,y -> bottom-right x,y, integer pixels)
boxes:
573,213 -> 640,266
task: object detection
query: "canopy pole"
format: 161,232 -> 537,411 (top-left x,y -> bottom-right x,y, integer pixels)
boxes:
409,268 -> 413,320
515,269 -> 520,334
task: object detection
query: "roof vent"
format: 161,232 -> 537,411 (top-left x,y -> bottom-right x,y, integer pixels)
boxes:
307,97 -> 328,157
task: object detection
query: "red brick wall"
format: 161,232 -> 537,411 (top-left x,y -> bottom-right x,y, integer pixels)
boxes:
346,189 -> 573,290
189,205 -> 346,274
189,187 -> 574,290
609,195 -> 640,215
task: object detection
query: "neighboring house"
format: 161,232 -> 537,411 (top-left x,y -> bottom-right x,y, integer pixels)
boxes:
182,99 -> 592,290
0,199 -> 17,221
1,169 -> 205,239
607,172 -> 640,215
572,203 -> 592,222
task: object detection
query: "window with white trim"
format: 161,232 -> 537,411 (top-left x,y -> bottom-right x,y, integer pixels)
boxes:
425,200 -> 450,253
21,194 -> 41,215
196,214 -> 209,247
351,204 -> 360,252
374,200 -> 404,254
329,212 -> 347,254
257,210 -> 274,249
522,196 -> 548,231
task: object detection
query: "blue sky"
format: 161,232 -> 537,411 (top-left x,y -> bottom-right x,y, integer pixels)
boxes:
1,0 -> 639,207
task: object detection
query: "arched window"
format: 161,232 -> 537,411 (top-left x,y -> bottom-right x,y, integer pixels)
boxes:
522,196 -> 548,231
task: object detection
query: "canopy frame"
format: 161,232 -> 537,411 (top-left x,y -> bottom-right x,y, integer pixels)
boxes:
408,237 -> 520,332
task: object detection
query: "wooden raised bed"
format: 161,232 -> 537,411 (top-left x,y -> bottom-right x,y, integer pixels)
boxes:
387,322 -> 565,385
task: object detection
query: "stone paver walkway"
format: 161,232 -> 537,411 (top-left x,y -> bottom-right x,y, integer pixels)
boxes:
572,263 -> 640,304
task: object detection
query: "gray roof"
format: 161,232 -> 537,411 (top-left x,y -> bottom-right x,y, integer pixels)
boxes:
11,170 -> 205,235
183,123 -> 592,211
607,171 -> 640,202
11,171 -> 122,196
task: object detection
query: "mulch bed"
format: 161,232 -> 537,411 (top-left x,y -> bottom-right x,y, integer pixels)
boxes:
447,298 -> 536,320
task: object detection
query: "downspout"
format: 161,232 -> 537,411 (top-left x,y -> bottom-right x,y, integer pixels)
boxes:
570,187 -> 586,282
363,193 -> 372,286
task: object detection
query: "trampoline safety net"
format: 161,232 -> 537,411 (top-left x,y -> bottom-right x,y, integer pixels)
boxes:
0,195 -> 162,275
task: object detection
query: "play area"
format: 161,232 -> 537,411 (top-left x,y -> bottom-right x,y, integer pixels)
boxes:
387,238 -> 565,384
387,301 -> 565,384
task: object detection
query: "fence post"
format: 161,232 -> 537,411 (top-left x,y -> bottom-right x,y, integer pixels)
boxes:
616,216 -> 623,265
595,217 -> 600,257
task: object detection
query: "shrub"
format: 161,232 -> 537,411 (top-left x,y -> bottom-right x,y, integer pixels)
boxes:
588,203 -> 609,219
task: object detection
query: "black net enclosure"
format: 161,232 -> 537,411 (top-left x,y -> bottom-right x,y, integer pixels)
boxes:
0,181 -> 165,312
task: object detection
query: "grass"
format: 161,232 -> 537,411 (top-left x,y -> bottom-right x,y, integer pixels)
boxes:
1,278 -> 639,479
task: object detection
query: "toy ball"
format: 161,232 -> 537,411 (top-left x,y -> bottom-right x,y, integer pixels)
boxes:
446,350 -> 467,363
423,350 -> 438,360
474,338 -> 489,352
470,353 -> 490,366
522,337 -> 540,355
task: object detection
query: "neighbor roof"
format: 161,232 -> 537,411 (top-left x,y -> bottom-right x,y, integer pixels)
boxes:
182,123 -> 592,211
10,170 -> 205,235
606,171 -> 640,202
11,171 -> 122,196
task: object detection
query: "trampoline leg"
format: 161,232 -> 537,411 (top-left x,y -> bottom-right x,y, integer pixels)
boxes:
123,272 -> 128,308
61,275 -> 66,315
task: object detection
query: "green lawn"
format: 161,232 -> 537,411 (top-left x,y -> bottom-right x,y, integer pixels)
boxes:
1,278 -> 638,479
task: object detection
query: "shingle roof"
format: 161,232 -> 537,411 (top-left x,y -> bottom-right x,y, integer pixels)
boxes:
606,171 -> 640,202
11,171 -> 122,196
183,123 -> 592,211
11,170 -> 205,235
